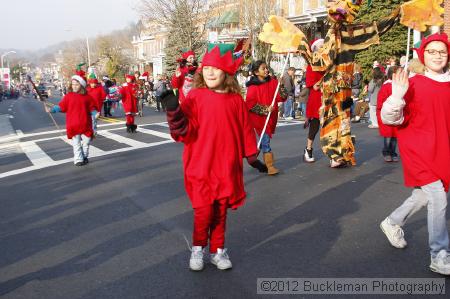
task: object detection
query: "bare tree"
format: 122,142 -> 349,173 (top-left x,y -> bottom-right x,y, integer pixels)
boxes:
138,0 -> 211,73
238,0 -> 277,61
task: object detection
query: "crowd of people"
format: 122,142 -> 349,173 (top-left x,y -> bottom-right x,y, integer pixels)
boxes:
42,32 -> 449,276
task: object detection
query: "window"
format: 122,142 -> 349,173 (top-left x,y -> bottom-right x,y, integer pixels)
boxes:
303,0 -> 310,13
288,0 -> 296,17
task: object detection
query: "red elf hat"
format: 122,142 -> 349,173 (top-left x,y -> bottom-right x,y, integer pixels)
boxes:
201,43 -> 243,75
414,33 -> 450,64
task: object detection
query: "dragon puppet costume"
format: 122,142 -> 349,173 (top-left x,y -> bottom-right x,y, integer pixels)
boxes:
297,0 -> 404,167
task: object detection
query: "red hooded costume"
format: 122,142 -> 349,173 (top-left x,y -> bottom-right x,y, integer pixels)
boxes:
305,64 -> 324,119
87,84 -> 107,113
390,33 -> 450,191
171,50 -> 197,102
245,77 -> 284,137
376,81 -> 397,138
120,77 -> 137,114
58,93 -> 95,139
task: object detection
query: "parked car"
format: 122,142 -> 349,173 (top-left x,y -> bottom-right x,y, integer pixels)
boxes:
33,84 -> 48,99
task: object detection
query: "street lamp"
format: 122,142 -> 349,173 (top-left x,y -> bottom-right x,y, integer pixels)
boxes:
1,51 -> 16,87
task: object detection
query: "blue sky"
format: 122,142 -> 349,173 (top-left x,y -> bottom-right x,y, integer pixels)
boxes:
1,0 -> 140,50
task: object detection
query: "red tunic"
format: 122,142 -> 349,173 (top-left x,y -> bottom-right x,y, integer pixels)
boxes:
245,77 -> 284,138
173,88 -> 258,209
305,65 -> 324,119
120,83 -> 137,114
58,92 -> 95,139
376,81 -> 397,137
395,74 -> 450,191
87,85 -> 107,112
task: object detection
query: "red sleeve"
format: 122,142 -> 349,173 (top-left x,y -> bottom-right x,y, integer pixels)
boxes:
171,90 -> 198,144
240,96 -> 258,158
376,84 -> 390,116
245,86 -> 258,111
171,73 -> 185,89
305,65 -> 323,88
58,96 -> 68,112
87,95 -> 96,112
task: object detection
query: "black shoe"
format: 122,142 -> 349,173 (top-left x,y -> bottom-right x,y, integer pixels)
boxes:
126,125 -> 131,133
131,124 -> 137,133
83,158 -> 89,164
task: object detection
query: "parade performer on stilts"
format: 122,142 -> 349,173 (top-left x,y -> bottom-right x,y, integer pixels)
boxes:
291,0 -> 406,167
86,72 -> 106,135
161,43 -> 267,271
46,69 -> 97,166
171,50 -> 198,103
120,74 -> 138,133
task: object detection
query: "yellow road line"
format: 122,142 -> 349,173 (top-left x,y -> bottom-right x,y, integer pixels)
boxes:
98,116 -> 124,123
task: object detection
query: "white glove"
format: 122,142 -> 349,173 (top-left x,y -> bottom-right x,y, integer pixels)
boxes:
381,96 -> 405,125
391,68 -> 409,102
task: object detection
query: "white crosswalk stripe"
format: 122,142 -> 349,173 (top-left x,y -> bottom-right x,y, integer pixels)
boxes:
19,142 -> 54,167
97,130 -> 148,147
0,119 -> 302,179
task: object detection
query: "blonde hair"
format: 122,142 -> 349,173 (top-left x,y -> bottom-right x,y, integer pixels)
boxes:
407,58 -> 425,75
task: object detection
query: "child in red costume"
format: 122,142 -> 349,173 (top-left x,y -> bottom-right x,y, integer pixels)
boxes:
245,60 -> 285,175
376,66 -> 400,162
380,33 -> 450,275
171,50 -> 198,102
86,74 -> 107,135
48,72 -> 97,166
120,74 -> 138,133
162,43 -> 267,271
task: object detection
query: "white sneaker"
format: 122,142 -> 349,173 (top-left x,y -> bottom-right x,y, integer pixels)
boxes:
210,248 -> 232,270
380,217 -> 407,248
285,116 -> 294,120
430,250 -> 450,275
303,148 -> 315,163
189,246 -> 204,271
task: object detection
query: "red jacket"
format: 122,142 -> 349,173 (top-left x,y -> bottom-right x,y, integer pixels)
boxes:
58,92 -> 95,139
395,74 -> 450,191
245,77 -> 284,137
305,65 -> 324,119
172,88 -> 258,209
171,65 -> 196,102
376,81 -> 397,138
87,85 -> 107,112
120,83 -> 137,113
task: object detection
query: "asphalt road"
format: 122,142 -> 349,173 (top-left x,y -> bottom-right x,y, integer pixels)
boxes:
0,94 -> 449,299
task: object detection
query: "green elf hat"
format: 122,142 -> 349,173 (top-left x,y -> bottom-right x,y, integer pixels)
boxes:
201,43 -> 243,75
87,72 -> 98,84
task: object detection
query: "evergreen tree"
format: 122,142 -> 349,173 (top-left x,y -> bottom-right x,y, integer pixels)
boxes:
355,0 -> 411,80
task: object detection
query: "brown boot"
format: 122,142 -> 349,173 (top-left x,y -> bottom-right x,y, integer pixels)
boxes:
263,152 -> 279,175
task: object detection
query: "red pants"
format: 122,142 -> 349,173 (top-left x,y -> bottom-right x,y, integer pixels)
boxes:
193,198 -> 228,253
126,114 -> 135,125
